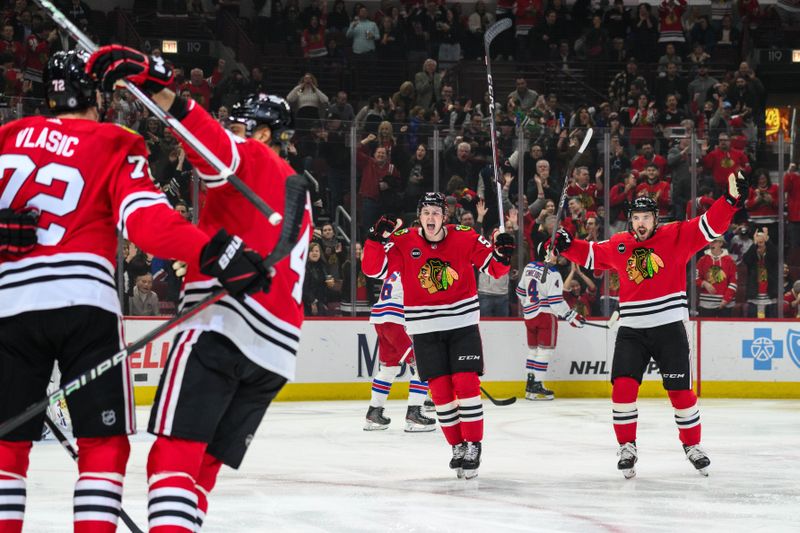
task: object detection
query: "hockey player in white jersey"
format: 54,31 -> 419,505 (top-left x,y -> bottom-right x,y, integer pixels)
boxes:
516,243 -> 585,400
365,271 -> 436,432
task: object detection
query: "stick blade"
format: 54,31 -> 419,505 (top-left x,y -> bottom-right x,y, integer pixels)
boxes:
484,18 -> 512,46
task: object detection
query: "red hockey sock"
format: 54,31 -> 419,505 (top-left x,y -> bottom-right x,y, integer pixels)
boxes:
452,372 -> 483,443
668,389 -> 701,446
428,376 -> 463,446
74,436 -> 130,533
195,453 -> 223,530
0,440 -> 32,533
611,377 -> 640,444
147,436 -> 207,533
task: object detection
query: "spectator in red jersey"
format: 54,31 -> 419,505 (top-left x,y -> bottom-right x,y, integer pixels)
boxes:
179,67 -> 212,109
784,280 -> 800,319
0,52 -> 22,97
695,237 -> 737,317
562,196 -> 588,238
743,228 -> 779,318
685,186 -> 715,219
609,171 -> 637,233
357,136 -> 400,233
302,14 -> 328,59
206,58 -> 226,88
24,20 -> 55,97
744,169 -> 779,237
784,163 -> 800,248
0,24 -> 24,67
631,141 -> 667,177
701,131 -> 750,195
563,261 -> 596,318
635,163 -> 671,220
565,165 -> 603,211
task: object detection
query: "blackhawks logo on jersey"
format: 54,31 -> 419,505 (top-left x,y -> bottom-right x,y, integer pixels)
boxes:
625,247 -> 665,284
707,265 -> 727,284
418,258 -> 460,294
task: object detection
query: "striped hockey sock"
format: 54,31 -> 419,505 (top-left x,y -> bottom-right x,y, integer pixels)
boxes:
194,453 -> 222,531
74,436 -> 130,533
407,379 -> 429,407
611,377 -> 639,444
0,440 -> 31,533
668,389 -> 701,446
148,472 -> 198,532
530,348 -> 553,382
452,373 -> 483,442
429,375 -> 463,445
369,365 -> 399,408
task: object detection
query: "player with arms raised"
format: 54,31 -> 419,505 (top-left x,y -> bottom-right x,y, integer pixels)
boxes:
87,45 -> 312,532
0,51 -> 264,533
362,193 -> 515,479
550,173 -> 748,478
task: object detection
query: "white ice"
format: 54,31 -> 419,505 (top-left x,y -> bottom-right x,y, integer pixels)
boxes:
24,399 -> 800,532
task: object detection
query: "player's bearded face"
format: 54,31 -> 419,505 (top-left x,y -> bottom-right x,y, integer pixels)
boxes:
419,207 -> 444,238
631,212 -> 655,241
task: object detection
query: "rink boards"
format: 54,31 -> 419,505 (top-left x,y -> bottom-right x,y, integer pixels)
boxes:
124,318 -> 800,404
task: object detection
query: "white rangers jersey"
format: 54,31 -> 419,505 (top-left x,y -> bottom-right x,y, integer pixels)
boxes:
515,261 -> 571,319
369,271 -> 405,325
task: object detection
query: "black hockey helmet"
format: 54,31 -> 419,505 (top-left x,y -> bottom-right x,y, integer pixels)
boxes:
230,93 -> 293,139
46,50 -> 97,113
627,196 -> 658,219
417,192 -> 446,215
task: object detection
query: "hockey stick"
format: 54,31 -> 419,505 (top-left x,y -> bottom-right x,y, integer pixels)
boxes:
33,0 -> 282,226
0,175 -> 310,439
480,386 -> 517,406
541,128 -> 594,282
561,310 -> 620,329
483,18 -> 512,233
43,416 -> 144,533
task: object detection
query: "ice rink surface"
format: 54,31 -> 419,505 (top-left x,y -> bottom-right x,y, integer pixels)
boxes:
23,398 -> 800,532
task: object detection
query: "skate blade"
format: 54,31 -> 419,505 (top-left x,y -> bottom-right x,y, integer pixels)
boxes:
363,421 -> 390,431
454,467 -> 465,479
423,405 -> 436,413
696,467 -> 709,477
621,468 -> 636,479
525,393 -> 554,401
404,422 -> 437,433
463,468 -> 479,480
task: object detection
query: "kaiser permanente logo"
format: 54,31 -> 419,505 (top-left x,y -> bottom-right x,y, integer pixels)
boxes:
741,328 -> 800,371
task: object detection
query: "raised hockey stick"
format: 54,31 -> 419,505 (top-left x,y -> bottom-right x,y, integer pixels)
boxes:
541,128 -> 594,283
43,416 -> 144,533
480,386 -> 517,406
0,175 -> 310,439
483,18 -> 512,233
33,0 -> 282,226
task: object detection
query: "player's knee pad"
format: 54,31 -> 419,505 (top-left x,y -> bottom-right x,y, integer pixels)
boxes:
451,372 -> 481,399
196,452 -> 223,494
76,436 -> 130,475
667,389 -> 697,409
374,365 -> 399,384
0,440 -> 33,477
427,375 -> 455,406
611,376 -> 640,403
147,436 -> 207,479
537,347 -> 555,362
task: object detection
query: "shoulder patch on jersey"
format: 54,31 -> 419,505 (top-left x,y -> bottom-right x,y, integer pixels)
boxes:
454,225 -> 473,232
617,243 -> 626,253
393,228 -> 409,236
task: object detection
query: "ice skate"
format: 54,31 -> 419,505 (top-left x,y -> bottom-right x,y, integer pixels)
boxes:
617,442 -> 638,479
404,405 -> 436,432
363,406 -> 390,431
683,444 -> 710,476
423,398 -> 436,413
461,441 -> 482,479
525,374 -> 554,401
449,442 -> 467,478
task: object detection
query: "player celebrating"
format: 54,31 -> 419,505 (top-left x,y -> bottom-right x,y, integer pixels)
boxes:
87,45 -> 312,532
550,173 -> 748,479
362,193 -> 515,479
516,243 -> 585,401
364,271 -> 436,432
0,50 -> 264,533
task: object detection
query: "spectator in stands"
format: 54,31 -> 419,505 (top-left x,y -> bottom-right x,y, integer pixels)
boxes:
686,43 -> 711,69
657,43 -> 683,75
775,0 -> 800,28
286,72 -> 329,124
563,262 -> 596,318
304,241 -> 335,316
702,131 -> 750,195
302,15 -> 328,60
0,24 -> 24,68
414,58 -> 445,111
608,131 -> 631,180
728,75 -> 756,116
714,14 -> 739,50
526,159 -> 561,205
566,166 -> 602,212
636,163 -> 672,220
628,3 -> 659,62
604,0 -> 630,41
357,138 -> 399,231
129,272 -> 160,317
696,236 -> 737,317
580,13 -> 609,61
401,143 -> 433,220
341,242 -> 378,315
390,81 -> 415,115
609,171 -> 637,233
785,163 -> 800,249
745,169 -> 779,238
444,141 -> 478,191
654,62 -> 688,109
464,1 -> 494,60
206,58 -> 226,89
347,5 -> 379,59
329,90 -> 355,124
632,141 -> 667,177
667,133 -> 693,220
784,280 -> 800,319
354,95 -> 386,133
689,15 -> 716,52
435,7 -> 462,68
377,15 -> 405,60
743,228 -> 779,318
687,61 -> 718,108
178,67 -> 212,110
657,93 -> 688,139
728,220 -> 753,265
557,128 -> 594,173
326,0 -> 350,32
64,0 -> 92,24
657,0 -> 687,55
608,58 -> 648,109
213,68 -> 247,109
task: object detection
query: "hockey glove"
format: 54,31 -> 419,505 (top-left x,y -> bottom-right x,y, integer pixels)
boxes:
550,228 -> 573,255
199,229 -> 271,297
0,207 -> 39,255
563,309 -> 586,328
86,44 -> 174,94
493,231 -> 516,266
367,215 -> 397,243
724,171 -> 749,207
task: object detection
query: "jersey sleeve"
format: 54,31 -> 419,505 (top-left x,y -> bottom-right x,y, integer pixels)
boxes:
111,133 -> 210,265
677,196 -> 737,259
175,99 -> 244,189
562,238 -> 615,271
542,270 -> 571,317
515,267 -> 530,302
362,238 -> 399,280
473,230 -> 510,278
723,256 -> 737,304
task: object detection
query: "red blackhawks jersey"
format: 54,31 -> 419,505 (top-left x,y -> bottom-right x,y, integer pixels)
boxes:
0,116 -> 209,319
695,249 -> 737,309
175,100 -> 313,381
362,225 -> 509,335
562,196 -> 737,328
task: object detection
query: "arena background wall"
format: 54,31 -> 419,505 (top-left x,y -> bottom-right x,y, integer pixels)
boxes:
125,317 -> 800,405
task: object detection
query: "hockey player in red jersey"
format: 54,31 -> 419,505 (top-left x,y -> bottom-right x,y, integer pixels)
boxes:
88,45 -> 312,532
550,173 -> 749,479
362,192 -> 515,479
0,51 -> 266,533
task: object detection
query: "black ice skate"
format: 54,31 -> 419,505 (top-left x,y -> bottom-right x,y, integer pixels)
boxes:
423,398 -> 436,413
525,374 -> 554,401
363,406 -> 390,431
683,444 -> 710,476
450,442 -> 467,478
461,441 -> 482,479
405,405 -> 436,432
617,442 -> 638,479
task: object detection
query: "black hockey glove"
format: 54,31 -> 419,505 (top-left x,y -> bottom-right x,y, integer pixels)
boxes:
0,207 -> 39,255
367,215 -> 397,243
199,229 -> 271,297
552,228 -> 573,254
563,309 -> 586,328
493,231 -> 515,266
86,44 -> 174,94
724,171 -> 749,208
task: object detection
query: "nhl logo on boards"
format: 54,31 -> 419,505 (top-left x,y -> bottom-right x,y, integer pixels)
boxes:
411,248 -> 421,258
617,243 -> 626,253
101,410 -> 116,426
